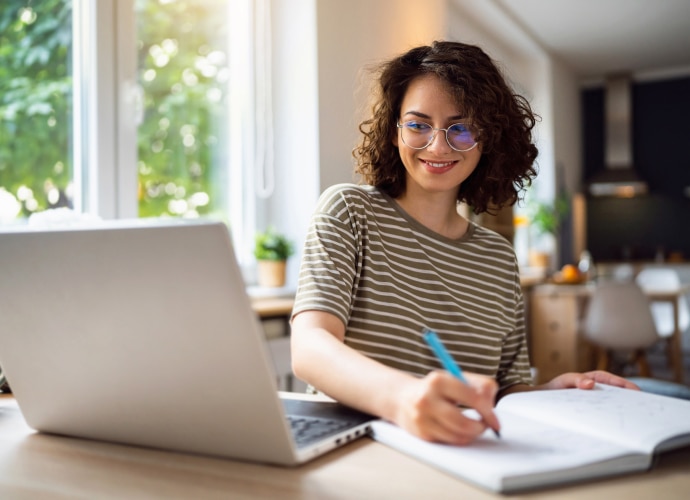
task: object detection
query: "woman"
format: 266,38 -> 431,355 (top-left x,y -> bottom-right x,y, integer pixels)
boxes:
290,41 -> 636,445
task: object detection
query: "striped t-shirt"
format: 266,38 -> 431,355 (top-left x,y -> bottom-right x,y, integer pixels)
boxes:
292,183 -> 533,391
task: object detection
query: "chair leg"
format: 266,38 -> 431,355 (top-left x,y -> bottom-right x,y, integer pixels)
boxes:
634,349 -> 652,378
664,338 -> 683,383
665,338 -> 673,360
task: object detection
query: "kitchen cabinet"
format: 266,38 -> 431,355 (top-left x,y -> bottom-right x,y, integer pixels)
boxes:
583,77 -> 690,262
529,285 -> 594,383
635,77 -> 690,196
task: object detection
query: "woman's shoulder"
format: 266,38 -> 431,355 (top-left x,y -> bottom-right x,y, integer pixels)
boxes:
320,183 -> 378,199
465,223 -> 520,282
317,183 -> 387,210
469,221 -> 516,253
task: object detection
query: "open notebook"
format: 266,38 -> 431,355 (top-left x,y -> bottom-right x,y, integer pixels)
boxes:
0,219 -> 373,465
371,383 -> 690,493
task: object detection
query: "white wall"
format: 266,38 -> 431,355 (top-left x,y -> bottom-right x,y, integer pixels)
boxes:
550,59 -> 581,195
315,0 -> 448,191
270,0 -> 320,285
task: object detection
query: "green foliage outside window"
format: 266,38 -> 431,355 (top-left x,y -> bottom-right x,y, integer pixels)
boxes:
0,0 -> 230,220
135,0 -> 229,218
0,0 -> 72,218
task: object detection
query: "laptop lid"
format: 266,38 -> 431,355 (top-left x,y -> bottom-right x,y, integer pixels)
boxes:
0,219 -> 372,465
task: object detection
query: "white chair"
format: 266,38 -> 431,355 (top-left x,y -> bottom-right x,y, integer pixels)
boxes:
582,280 -> 663,377
611,263 -> 636,282
635,268 -> 690,344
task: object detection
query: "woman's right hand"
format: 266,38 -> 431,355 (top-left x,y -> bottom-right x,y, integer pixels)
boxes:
291,311 -> 499,444
391,370 -> 500,445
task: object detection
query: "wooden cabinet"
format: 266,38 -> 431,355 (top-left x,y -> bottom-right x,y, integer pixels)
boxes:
529,285 -> 593,383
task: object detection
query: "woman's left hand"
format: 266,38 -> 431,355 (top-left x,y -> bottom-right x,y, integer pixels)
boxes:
544,370 -> 640,391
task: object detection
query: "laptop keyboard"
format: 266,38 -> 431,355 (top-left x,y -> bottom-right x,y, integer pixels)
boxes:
287,414 -> 353,447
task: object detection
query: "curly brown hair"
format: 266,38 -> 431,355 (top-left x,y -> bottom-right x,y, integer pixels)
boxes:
353,40 -> 539,214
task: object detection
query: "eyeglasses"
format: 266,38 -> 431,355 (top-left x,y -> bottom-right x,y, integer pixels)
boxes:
397,121 -> 479,152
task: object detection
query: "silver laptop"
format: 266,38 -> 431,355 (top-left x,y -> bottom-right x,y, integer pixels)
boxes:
0,219 -> 373,465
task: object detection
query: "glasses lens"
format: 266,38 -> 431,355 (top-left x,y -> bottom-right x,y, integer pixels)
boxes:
401,121 -> 433,149
447,123 -> 476,150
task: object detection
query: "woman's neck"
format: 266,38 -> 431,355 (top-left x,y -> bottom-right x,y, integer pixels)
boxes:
395,190 -> 468,240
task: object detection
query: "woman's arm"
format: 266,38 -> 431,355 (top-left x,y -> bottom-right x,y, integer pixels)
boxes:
291,310 -> 501,444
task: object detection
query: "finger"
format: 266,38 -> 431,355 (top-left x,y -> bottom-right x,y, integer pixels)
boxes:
462,374 -> 501,434
623,380 -> 641,390
427,407 -> 489,444
459,387 -> 501,434
403,385 -> 487,444
584,370 -> 641,390
576,376 -> 596,390
540,372 -> 592,390
425,371 -> 501,438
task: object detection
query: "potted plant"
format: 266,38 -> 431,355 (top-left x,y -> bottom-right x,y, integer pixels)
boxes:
529,198 -> 568,238
526,195 -> 569,270
254,227 -> 294,287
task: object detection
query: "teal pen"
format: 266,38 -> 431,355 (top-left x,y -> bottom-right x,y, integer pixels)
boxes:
422,328 -> 501,438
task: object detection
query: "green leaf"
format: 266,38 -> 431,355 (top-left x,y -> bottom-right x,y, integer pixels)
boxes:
254,227 -> 294,261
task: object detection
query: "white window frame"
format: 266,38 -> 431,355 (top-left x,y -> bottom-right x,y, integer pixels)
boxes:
73,0 -> 260,266
73,0 -> 116,217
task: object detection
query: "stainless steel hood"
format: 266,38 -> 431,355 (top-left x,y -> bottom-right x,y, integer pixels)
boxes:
587,75 -> 649,198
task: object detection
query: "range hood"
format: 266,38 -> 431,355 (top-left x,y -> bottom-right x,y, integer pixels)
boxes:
587,75 -> 649,198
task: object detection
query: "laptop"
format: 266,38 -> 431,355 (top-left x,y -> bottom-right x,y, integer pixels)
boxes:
0,219 -> 373,465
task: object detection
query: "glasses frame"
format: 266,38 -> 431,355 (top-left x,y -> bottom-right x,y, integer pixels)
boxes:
396,121 -> 479,152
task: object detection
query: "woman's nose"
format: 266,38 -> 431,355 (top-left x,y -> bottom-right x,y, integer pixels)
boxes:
426,129 -> 452,154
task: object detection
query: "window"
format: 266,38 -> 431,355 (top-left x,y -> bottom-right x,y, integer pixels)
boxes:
1,0 -> 264,266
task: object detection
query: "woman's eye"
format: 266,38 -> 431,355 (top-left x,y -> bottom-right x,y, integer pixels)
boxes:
449,123 -> 470,134
406,121 -> 431,132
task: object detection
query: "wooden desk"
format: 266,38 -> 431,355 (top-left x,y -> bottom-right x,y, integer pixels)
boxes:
530,283 -> 690,383
1,395 -> 689,499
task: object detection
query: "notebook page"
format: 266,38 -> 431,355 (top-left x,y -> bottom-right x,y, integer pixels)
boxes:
371,411 -> 647,493
497,384 -> 690,453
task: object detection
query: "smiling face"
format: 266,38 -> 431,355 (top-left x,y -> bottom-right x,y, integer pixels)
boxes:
393,74 -> 482,200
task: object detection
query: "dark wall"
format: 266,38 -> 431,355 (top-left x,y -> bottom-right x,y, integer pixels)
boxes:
582,76 -> 690,262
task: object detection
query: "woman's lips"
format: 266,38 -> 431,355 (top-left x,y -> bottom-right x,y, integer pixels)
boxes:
421,159 -> 456,172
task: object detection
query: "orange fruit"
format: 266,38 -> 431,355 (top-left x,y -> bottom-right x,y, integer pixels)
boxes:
561,264 -> 581,283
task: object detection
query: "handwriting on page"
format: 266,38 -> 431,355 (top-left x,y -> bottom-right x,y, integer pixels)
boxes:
499,384 -> 690,451
486,413 -> 631,467
373,415 -> 634,483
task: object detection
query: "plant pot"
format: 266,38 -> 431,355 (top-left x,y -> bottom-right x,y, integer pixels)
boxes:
257,260 -> 287,287
528,250 -> 551,270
